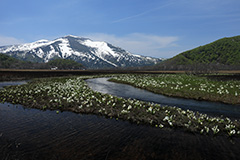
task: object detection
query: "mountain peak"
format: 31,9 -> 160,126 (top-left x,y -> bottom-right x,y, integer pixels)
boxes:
35,39 -> 49,43
62,35 -> 91,42
0,35 -> 162,69
63,35 -> 80,39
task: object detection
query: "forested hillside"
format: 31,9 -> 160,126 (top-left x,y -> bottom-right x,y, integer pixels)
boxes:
179,35 -> 240,65
0,53 -> 31,69
47,59 -> 83,70
0,53 -> 84,70
154,35 -> 240,71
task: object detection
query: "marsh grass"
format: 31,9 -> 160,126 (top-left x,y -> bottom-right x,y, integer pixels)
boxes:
0,75 -> 240,137
110,74 -> 240,105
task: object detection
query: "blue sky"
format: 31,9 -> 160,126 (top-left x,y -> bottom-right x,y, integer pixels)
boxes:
0,0 -> 240,58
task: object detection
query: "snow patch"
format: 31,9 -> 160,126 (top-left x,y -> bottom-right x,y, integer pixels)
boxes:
82,39 -> 120,67
37,48 -> 45,58
82,40 -> 118,57
58,38 -> 74,58
36,39 -> 49,43
132,54 -> 142,58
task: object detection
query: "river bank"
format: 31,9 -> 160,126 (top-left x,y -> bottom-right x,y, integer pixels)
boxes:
109,74 -> 240,105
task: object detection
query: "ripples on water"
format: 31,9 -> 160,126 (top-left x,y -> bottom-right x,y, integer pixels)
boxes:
0,81 -> 27,89
1,103 -> 240,160
1,80 -> 240,160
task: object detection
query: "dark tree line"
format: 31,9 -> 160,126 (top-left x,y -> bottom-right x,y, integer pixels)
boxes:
0,53 -> 84,70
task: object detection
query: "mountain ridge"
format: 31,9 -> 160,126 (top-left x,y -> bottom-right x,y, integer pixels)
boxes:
0,35 -> 162,69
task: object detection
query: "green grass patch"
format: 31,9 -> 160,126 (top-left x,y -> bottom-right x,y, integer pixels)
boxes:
110,74 -> 240,105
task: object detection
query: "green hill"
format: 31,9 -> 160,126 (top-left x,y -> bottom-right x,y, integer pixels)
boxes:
156,35 -> 240,70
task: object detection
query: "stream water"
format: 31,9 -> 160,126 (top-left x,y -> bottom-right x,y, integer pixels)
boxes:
86,78 -> 240,119
1,80 -> 240,160
0,81 -> 27,89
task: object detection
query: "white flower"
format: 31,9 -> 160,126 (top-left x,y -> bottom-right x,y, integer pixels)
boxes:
212,125 -> 220,134
204,126 -> 209,133
127,105 -> 132,110
229,129 -> 236,136
121,109 -> 129,114
148,107 -> 153,112
163,116 -> 169,121
159,124 -> 164,128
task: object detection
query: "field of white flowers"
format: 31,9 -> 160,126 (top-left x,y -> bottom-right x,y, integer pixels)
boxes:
0,75 -> 240,137
110,74 -> 240,104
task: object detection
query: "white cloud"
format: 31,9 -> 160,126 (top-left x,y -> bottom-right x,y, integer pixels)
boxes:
83,33 -> 179,58
0,36 -> 24,46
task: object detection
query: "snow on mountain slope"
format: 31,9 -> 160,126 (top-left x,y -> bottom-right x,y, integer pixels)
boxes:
3,39 -> 49,52
82,39 -> 119,57
0,35 -> 162,69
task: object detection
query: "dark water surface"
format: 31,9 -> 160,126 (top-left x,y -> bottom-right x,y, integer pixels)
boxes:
1,103 -> 240,160
86,78 -> 240,119
1,80 -> 240,160
0,81 -> 27,89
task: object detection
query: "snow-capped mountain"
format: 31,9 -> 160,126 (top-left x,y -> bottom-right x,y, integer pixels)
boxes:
0,35 -> 162,69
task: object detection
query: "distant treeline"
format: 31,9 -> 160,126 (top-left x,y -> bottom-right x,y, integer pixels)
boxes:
0,53 -> 84,70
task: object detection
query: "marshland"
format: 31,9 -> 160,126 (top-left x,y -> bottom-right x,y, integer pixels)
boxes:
1,70 -> 240,159
2,0 -> 240,159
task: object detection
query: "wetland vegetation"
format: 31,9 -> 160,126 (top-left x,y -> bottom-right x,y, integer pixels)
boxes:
110,74 -> 240,105
0,74 -> 240,137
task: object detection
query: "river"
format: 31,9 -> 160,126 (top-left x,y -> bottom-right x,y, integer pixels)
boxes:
86,77 -> 240,119
0,79 -> 240,160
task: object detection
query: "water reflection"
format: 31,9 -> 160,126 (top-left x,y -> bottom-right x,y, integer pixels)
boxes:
1,103 -> 240,160
1,80 -> 240,159
86,78 -> 240,119
0,81 -> 27,89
